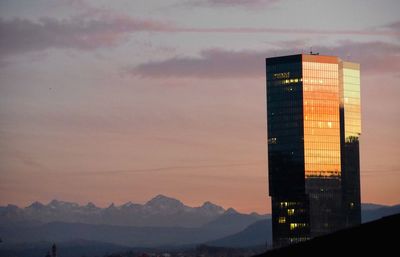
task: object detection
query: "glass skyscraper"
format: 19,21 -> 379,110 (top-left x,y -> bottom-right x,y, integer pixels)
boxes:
266,54 -> 361,247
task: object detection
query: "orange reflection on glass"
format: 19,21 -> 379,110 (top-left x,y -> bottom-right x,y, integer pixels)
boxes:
303,61 -> 341,177
342,63 -> 361,140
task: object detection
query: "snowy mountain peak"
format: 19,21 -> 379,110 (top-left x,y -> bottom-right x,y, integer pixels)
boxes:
107,203 -> 116,209
86,202 -> 97,209
121,201 -> 133,207
48,199 -> 61,206
200,201 -> 225,214
27,201 -> 45,209
120,201 -> 140,208
250,211 -> 260,216
48,199 -> 79,209
225,207 -> 239,214
145,194 -> 184,209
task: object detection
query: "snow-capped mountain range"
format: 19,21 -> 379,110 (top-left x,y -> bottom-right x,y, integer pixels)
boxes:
0,194 -> 264,227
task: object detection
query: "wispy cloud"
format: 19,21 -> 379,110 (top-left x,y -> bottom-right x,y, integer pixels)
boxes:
20,160 -> 266,176
129,48 -> 273,78
97,161 -> 265,175
386,20 -> 400,39
177,27 -> 399,36
129,41 -> 400,78
308,41 -> 400,75
0,16 -> 172,58
1,13 -> 399,60
12,149 -> 47,170
184,0 -> 280,8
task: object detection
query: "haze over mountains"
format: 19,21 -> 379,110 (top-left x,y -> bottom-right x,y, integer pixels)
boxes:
0,195 -> 399,252
0,195 -> 268,249
0,195 -> 264,227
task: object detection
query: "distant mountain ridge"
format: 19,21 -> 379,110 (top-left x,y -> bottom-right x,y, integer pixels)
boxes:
0,195 -> 264,228
0,219 -> 254,247
206,203 -> 400,248
360,203 -> 386,211
207,219 -> 272,248
0,211 -> 265,247
0,199 -> 399,254
361,203 -> 400,223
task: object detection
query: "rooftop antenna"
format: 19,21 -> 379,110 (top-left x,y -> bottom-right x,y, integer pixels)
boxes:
310,47 -> 319,55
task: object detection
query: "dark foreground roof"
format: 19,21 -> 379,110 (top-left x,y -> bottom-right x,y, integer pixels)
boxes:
255,213 -> 400,256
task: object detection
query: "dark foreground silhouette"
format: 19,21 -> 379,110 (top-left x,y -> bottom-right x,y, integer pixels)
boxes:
256,213 -> 399,256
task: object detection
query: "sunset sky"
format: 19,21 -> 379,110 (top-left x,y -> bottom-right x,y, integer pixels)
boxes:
0,0 -> 399,213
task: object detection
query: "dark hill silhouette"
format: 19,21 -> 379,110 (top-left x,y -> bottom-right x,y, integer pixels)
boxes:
205,204 -> 400,248
361,203 -> 386,211
362,204 -> 400,222
201,210 -> 263,236
255,214 -> 400,256
207,219 -> 272,247
0,217 -> 263,247
0,240 -> 131,257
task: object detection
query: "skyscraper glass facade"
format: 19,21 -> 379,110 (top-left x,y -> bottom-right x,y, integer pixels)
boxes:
340,62 -> 361,228
266,54 -> 361,247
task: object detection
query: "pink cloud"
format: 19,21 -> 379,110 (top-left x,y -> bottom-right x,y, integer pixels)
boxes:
1,13 -> 399,61
187,0 -> 280,7
129,41 -> 400,78
129,49 -> 272,79
310,41 -> 400,75
177,27 -> 399,36
386,20 -> 400,39
387,20 -> 400,31
0,17 -> 172,58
